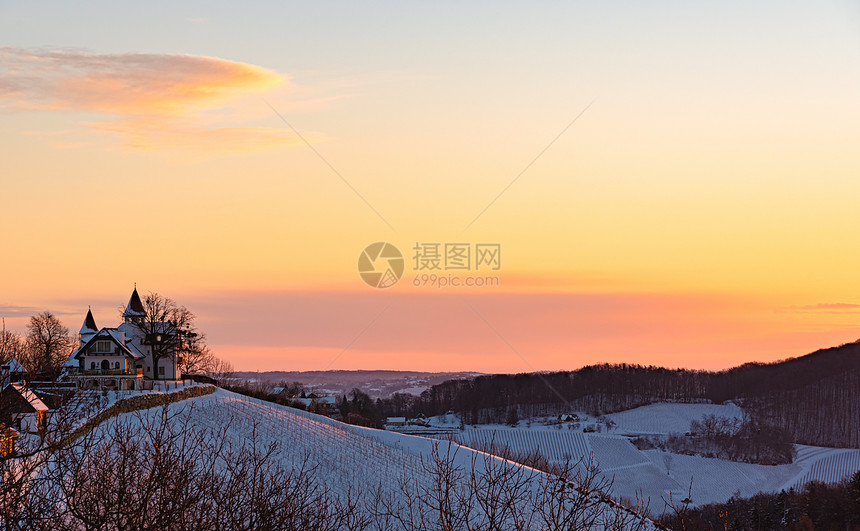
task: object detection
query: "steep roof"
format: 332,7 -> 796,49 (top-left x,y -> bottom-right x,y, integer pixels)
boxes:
123,287 -> 146,318
79,308 -> 98,334
1,359 -> 26,373
0,423 -> 20,439
7,383 -> 48,412
63,351 -> 80,368
295,396 -> 337,407
73,329 -> 144,360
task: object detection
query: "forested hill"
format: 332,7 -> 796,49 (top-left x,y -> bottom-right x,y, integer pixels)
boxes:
381,340 -> 860,448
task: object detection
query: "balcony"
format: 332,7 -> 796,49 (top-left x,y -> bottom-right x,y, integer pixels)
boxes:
69,368 -> 141,377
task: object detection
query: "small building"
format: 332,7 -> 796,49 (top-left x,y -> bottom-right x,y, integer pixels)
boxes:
294,396 -> 338,414
558,414 -> 578,423
294,396 -> 337,407
0,383 -> 48,434
386,416 -> 407,427
0,359 -> 27,387
0,423 -> 20,456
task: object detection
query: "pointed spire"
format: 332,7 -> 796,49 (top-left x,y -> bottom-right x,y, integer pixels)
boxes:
123,286 -> 146,318
80,308 -> 98,334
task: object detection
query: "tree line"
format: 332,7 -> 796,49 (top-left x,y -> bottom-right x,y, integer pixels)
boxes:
227,381 -> 386,429
379,339 -> 860,448
659,471 -> 860,531
634,414 -> 796,466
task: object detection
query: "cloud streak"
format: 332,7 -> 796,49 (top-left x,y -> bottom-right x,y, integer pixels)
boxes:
793,303 -> 860,313
0,47 -> 300,153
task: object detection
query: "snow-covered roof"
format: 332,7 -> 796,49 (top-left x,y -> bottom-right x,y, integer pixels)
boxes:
63,351 -> 80,368
73,329 -> 144,360
1,358 -> 26,373
0,424 -> 20,438
386,417 -> 407,424
79,308 -> 98,334
118,320 -> 176,337
122,287 -> 146,318
295,396 -> 337,407
124,339 -> 146,359
7,383 -> 48,412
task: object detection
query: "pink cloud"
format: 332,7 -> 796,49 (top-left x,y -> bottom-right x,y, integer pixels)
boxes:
0,47 -> 299,153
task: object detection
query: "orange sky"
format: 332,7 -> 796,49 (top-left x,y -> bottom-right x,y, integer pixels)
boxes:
2,2 -> 860,372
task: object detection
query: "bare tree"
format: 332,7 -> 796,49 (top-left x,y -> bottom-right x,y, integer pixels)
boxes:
0,319 -> 25,365
0,391 -> 99,529
46,406 -> 370,530
24,311 -> 73,376
127,293 -> 199,381
208,357 -> 235,384
178,341 -> 215,375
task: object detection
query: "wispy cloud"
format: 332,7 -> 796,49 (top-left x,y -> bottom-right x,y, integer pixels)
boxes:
0,305 -> 41,317
793,302 -> 860,313
0,47 -> 302,153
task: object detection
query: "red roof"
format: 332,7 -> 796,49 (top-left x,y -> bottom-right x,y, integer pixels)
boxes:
123,287 -> 146,317
82,308 -> 98,332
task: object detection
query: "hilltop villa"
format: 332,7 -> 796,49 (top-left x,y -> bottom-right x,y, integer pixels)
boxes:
64,288 -> 181,390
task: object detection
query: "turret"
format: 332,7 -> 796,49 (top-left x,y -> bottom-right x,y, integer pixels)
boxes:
122,286 -> 146,324
79,307 -> 98,346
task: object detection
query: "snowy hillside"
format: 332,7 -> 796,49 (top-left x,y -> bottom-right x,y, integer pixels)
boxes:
73,389 -> 658,530
606,402 -> 744,435
444,402 -> 860,515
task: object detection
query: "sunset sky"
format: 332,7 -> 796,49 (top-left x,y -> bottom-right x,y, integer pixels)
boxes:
2,2 -> 860,372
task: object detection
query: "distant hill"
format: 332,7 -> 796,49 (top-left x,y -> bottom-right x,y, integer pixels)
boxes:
381,340 -> 860,448
233,370 -> 481,399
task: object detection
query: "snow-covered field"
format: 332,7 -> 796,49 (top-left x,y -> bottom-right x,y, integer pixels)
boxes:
788,445 -> 860,490
78,389 -> 657,529
606,402 -> 744,435
443,403 -> 860,514
64,393 -> 860,522
454,428 -> 591,464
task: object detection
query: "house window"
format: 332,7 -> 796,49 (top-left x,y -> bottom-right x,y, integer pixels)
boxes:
159,366 -> 165,376
90,362 -> 96,370
115,362 -> 120,369
94,341 -> 112,354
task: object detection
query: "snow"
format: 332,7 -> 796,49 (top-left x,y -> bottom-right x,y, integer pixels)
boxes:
293,396 -> 337,406
397,385 -> 429,396
47,381 -> 208,434
641,450 -> 801,510
455,428 -> 592,466
51,392 -> 859,522
607,402 -> 744,435
440,403 -> 860,515
787,445 -> 860,489
589,436 -> 650,471
8,383 -> 48,411
76,389 -> 657,529
2,358 -> 26,373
